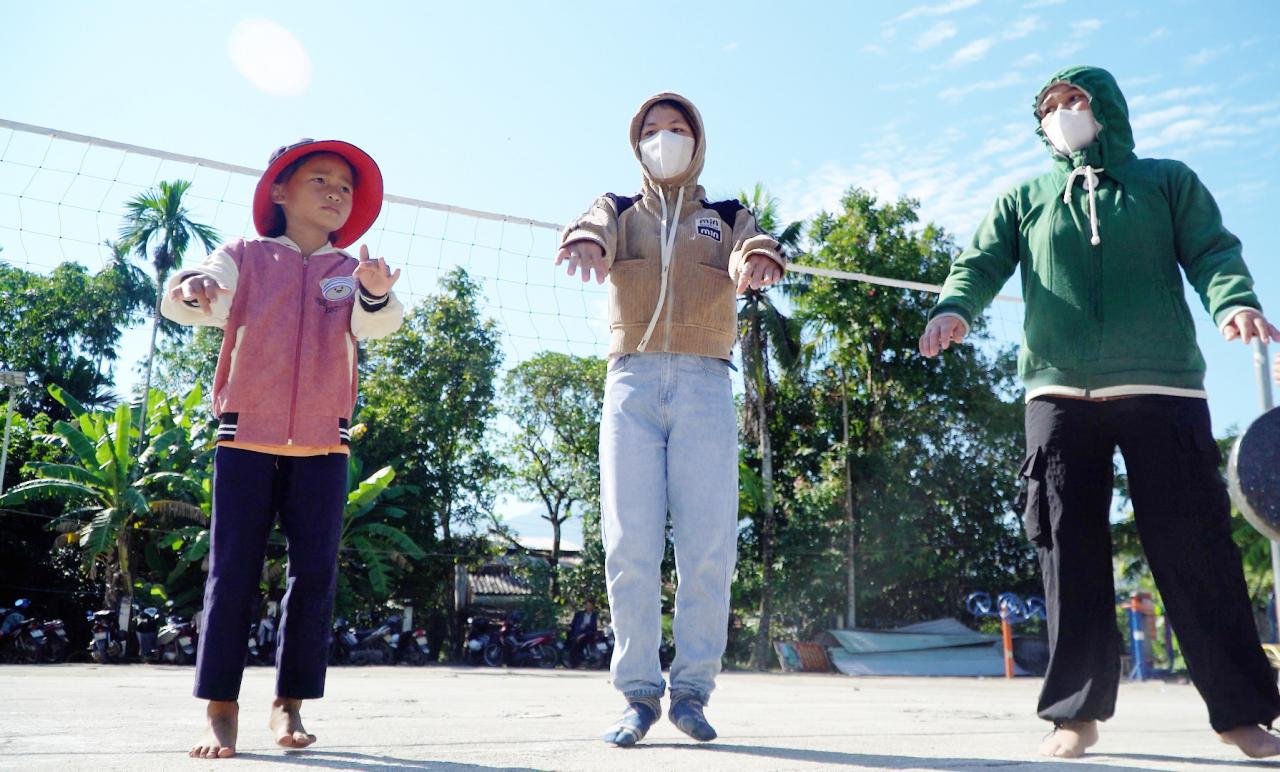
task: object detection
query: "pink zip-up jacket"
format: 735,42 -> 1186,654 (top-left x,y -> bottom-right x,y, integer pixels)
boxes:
160,236 -> 404,448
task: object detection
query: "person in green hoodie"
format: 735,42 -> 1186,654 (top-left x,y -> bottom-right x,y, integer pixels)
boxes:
919,65 -> 1280,760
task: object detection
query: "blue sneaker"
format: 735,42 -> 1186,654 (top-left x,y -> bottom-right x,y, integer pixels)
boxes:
602,698 -> 661,747
669,696 -> 717,742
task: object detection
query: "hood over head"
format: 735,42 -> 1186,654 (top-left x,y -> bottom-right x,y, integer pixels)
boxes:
630,92 -> 706,195
1034,65 -> 1135,171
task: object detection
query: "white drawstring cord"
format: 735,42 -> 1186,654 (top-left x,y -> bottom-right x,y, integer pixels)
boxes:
1063,165 -> 1104,246
637,185 -> 684,352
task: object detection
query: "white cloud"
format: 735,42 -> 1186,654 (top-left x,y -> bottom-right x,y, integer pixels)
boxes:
1004,16 -> 1043,40
1130,104 -> 1196,132
889,0 -> 981,24
1022,0 -> 1065,7
1231,100 -> 1280,116
938,72 -> 1026,102
950,37 -> 995,64
1141,27 -> 1169,44
914,21 -> 958,50
1129,85 -> 1212,108
1187,46 -> 1231,66
1123,74 -> 1161,88
775,128 -> 1048,245
1054,41 -> 1087,59
979,123 -> 1036,155
1072,19 -> 1103,34
879,74 -> 943,91
863,44 -> 889,55
722,41 -> 740,52
1141,118 -> 1211,150
1015,52 -> 1043,67
1215,179 -> 1270,203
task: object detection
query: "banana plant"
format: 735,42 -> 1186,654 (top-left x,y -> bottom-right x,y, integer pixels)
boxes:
339,457 -> 425,606
0,384 -> 202,609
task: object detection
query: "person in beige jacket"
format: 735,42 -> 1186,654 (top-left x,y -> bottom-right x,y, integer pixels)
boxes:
556,92 -> 785,746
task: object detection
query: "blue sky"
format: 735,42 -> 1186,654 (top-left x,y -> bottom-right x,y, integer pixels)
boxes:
3,0 -> 1279,542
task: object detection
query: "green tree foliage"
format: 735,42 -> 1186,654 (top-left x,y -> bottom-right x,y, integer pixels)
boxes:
501,352 -> 606,600
0,249 -> 152,417
359,268 -> 503,649
736,183 -> 804,668
775,188 -> 1033,631
153,326 -> 223,399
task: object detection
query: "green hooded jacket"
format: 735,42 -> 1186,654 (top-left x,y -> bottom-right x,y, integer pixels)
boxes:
930,65 -> 1261,396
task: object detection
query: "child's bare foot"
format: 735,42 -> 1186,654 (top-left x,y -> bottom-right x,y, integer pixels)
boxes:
190,700 -> 238,759
1220,725 -> 1280,758
1039,720 -> 1098,758
269,698 -> 316,748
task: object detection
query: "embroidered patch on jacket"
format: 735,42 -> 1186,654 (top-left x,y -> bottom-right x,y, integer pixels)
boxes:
320,276 -> 357,301
696,216 -> 723,242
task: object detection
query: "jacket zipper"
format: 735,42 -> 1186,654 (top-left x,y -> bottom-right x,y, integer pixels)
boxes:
285,253 -> 310,444
662,203 -> 679,351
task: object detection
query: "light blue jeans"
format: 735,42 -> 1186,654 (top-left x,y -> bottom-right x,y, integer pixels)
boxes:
600,352 -> 739,704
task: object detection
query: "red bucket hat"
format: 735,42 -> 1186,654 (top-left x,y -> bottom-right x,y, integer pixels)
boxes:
252,139 -> 383,249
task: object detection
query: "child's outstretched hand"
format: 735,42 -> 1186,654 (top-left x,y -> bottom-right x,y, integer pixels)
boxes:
171,274 -> 228,316
354,245 -> 401,297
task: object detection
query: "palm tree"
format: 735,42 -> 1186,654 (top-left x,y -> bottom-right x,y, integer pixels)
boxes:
119,180 -> 219,456
737,183 -> 803,669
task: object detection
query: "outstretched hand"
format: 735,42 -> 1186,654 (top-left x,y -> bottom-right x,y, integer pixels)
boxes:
1222,309 -> 1280,345
919,315 -> 968,357
354,245 -> 401,297
555,240 -> 609,284
737,255 -> 783,294
171,275 -> 227,316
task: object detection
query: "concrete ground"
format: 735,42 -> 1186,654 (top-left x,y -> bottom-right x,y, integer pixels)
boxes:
0,664 -> 1274,771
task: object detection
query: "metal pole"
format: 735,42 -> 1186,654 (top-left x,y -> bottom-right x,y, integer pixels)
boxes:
1252,339 -> 1280,642
0,386 -> 15,495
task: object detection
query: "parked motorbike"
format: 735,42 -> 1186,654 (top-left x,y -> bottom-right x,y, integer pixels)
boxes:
386,612 -> 432,666
329,615 -> 394,665
135,606 -> 162,662
38,614 -> 69,663
483,614 -> 559,668
0,599 -> 45,663
248,600 -> 279,665
565,627 -> 611,670
463,616 -> 496,666
86,607 -> 125,664
155,604 -> 197,664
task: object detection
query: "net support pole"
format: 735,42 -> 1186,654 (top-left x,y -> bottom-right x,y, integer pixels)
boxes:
1252,339 -> 1280,643
0,386 -> 16,495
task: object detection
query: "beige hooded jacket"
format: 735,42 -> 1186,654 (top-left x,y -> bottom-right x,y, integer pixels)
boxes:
560,92 -> 785,360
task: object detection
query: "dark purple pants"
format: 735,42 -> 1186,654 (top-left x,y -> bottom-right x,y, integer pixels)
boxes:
193,446 -> 347,701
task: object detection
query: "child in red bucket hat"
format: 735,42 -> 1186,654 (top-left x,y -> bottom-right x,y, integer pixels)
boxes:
161,138 -> 403,759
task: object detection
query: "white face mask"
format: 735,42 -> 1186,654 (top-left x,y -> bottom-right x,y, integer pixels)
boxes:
1040,108 -> 1101,155
638,130 -> 694,180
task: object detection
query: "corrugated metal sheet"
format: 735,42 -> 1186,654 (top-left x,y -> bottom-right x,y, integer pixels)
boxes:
468,568 -> 532,597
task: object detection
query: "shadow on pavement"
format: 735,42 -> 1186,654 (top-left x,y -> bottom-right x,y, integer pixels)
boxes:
667,742 -> 1168,770
1094,752 -> 1280,768
237,749 -> 536,771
